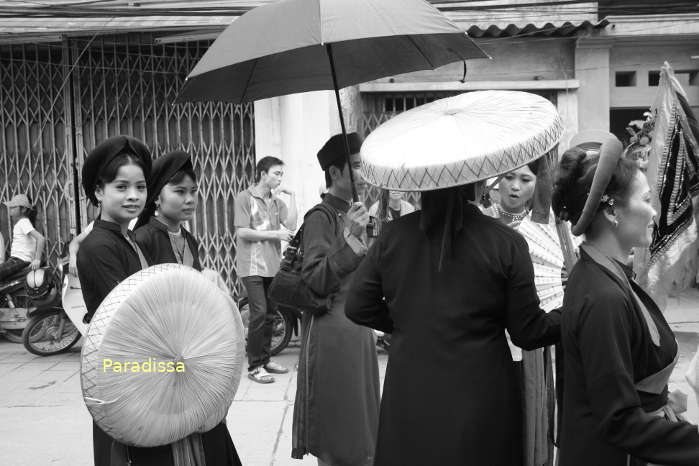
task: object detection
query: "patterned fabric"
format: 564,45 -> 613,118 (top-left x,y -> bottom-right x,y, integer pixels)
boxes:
648,72 -> 699,262
634,63 -> 699,308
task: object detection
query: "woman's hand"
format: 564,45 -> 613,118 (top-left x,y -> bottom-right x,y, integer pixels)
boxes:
668,389 -> 688,415
30,258 -> 41,271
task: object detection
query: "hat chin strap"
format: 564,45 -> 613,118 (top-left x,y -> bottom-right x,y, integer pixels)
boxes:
571,136 -> 624,236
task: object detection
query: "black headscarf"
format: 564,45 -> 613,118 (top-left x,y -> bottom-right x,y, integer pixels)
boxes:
135,150 -> 194,229
420,184 -> 481,272
82,135 -> 152,205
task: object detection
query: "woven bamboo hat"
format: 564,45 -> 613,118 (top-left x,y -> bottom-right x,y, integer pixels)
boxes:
360,91 -> 564,191
81,264 -> 244,447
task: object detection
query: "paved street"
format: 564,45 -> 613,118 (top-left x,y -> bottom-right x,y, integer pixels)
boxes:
0,338 -> 387,466
0,289 -> 698,466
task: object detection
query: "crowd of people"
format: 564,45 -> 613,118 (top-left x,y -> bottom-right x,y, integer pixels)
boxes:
3,124 -> 699,466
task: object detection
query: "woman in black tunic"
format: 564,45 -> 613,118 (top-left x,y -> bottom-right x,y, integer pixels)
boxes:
77,136 -> 177,466
133,150 -> 243,466
551,136 -> 699,465
133,151 -> 201,270
346,182 -> 560,466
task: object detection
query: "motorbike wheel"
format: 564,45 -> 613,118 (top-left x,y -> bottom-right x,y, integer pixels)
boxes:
270,309 -> 294,356
23,310 -> 81,356
3,329 -> 24,343
238,300 -> 293,356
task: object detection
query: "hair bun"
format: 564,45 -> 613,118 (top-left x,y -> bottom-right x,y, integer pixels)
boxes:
552,147 -> 588,222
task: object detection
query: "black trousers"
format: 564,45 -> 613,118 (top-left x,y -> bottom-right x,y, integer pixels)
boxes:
242,275 -> 275,371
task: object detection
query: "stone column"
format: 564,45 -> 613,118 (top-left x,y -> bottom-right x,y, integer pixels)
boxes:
575,39 -> 612,132
255,92 -> 341,222
556,89 -> 579,153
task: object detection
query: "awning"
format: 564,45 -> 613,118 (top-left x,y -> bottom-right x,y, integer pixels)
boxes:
466,20 -> 609,38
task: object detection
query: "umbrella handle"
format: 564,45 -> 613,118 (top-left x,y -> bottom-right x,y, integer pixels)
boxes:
326,43 -> 359,203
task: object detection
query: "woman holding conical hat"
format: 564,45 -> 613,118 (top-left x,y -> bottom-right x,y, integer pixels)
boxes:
345,91 -> 563,466
133,150 -> 243,466
77,135 -> 169,465
552,133 -> 699,466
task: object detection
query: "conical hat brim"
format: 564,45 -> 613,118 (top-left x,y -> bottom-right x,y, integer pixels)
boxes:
81,264 -> 244,447
360,91 -> 564,192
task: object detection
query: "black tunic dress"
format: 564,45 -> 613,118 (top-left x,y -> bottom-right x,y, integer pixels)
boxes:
133,217 -> 242,466
345,204 -> 560,466
558,248 -> 699,466
77,219 -> 173,466
133,217 -> 202,271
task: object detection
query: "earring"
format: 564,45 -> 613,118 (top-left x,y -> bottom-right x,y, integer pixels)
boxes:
613,218 -> 619,228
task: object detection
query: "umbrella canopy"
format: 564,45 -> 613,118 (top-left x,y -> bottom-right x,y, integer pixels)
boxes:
360,90 -> 564,192
177,0 -> 487,103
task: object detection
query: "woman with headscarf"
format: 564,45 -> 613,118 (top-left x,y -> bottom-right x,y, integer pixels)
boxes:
77,135 -> 168,465
552,134 -> 699,465
133,151 -> 201,269
133,150 -> 243,466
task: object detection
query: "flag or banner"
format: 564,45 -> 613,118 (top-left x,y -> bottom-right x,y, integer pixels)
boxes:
634,62 -> 699,310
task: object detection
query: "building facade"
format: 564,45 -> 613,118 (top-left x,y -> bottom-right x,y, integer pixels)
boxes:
2,0 -> 698,291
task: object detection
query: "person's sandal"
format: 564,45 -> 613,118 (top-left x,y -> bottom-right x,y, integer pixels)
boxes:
248,367 -> 275,384
264,361 -> 289,374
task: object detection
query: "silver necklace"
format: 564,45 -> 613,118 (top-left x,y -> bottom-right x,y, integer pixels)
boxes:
168,230 -> 186,263
495,203 -> 528,224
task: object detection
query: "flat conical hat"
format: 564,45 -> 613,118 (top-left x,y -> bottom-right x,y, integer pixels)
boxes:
80,264 -> 244,447
360,90 -> 564,191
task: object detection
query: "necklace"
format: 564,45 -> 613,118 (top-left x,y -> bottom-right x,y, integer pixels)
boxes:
168,230 -> 186,264
495,203 -> 528,225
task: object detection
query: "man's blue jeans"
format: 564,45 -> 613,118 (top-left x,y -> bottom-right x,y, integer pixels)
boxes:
242,275 -> 275,371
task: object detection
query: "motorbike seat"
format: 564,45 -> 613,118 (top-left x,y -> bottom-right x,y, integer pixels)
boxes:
1,266 -> 31,284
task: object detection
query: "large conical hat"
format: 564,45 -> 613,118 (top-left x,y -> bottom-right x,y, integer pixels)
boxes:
360,91 -> 564,191
80,264 -> 244,447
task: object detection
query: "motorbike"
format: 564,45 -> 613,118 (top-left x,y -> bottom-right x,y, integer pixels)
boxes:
0,266 -> 33,343
237,296 -> 301,356
21,259 -> 82,356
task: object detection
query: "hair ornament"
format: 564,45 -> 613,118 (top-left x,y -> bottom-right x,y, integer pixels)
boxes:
570,133 -> 623,236
600,194 -> 615,207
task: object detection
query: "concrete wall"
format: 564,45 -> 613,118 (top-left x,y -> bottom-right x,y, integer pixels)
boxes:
254,91 -> 341,220
610,40 -> 699,111
375,37 -> 576,84
575,41 -> 611,132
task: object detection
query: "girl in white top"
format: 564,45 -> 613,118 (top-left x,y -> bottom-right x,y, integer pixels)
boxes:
0,194 -> 45,280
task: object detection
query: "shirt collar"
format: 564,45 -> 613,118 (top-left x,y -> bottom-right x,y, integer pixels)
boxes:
579,247 -> 635,280
95,218 -> 125,233
148,217 -> 183,235
249,184 -> 274,201
323,193 -> 351,213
